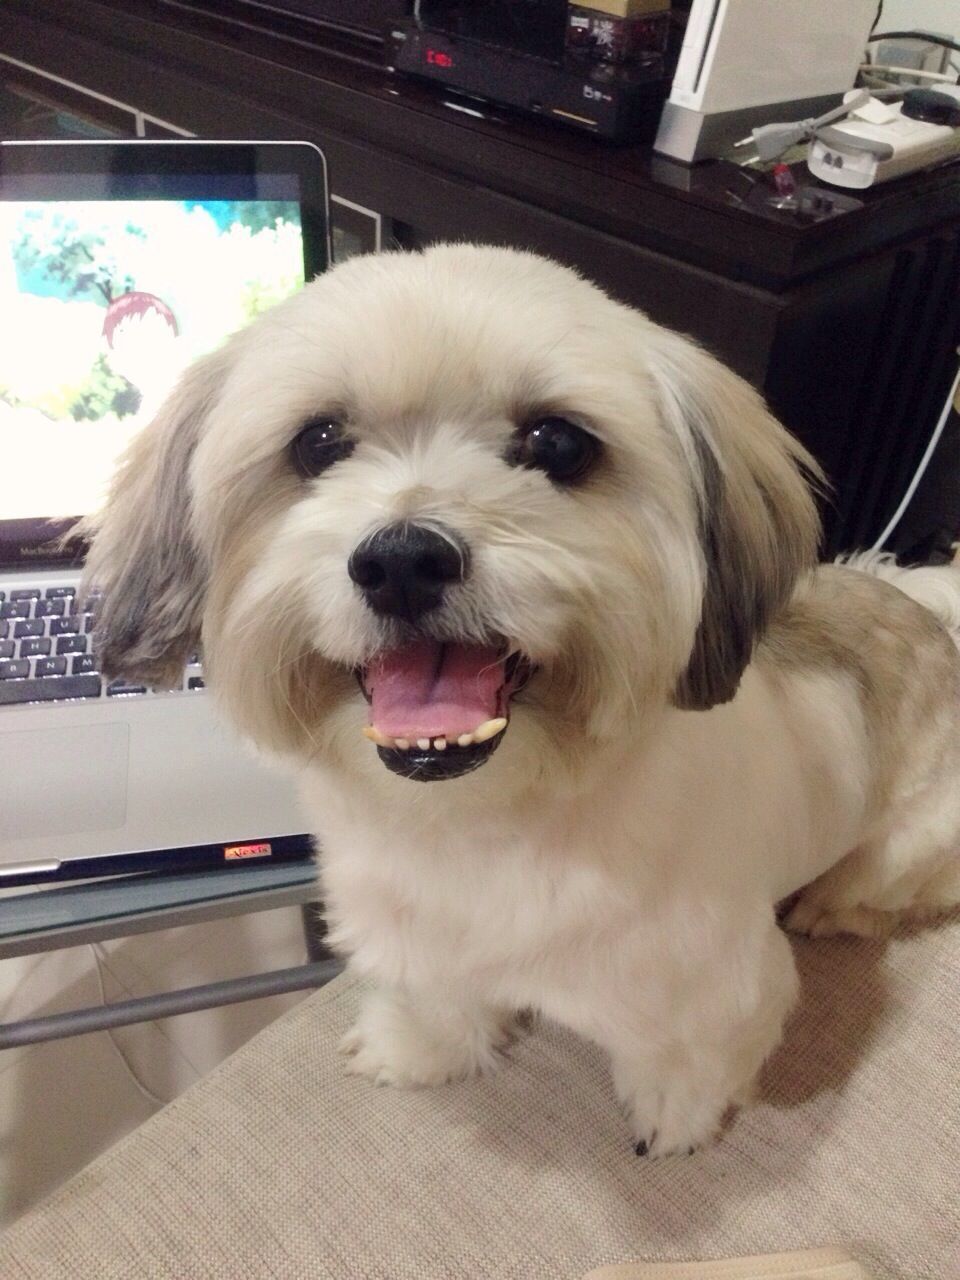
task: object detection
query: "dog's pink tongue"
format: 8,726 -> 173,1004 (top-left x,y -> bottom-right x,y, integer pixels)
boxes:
367,642 -> 503,738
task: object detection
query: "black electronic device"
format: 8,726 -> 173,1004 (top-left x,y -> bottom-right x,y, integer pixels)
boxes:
386,1 -> 671,141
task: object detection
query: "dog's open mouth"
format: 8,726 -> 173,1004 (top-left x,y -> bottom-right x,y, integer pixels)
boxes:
358,641 -> 532,781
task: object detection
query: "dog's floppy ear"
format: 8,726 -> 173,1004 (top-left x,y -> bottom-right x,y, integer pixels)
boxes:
646,328 -> 822,711
81,349 -> 229,688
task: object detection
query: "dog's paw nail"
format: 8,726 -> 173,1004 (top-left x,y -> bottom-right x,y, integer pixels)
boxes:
634,1137 -> 651,1157
687,1146 -> 697,1156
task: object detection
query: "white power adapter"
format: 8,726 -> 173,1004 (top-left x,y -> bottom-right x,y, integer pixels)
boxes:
807,87 -> 960,189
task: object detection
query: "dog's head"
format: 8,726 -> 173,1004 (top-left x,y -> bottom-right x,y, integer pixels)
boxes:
84,245 -> 819,786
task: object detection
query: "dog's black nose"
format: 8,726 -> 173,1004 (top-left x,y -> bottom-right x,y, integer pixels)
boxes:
348,523 -> 468,622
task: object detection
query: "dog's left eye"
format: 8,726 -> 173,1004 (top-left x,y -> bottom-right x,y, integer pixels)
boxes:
291,417 -> 355,477
514,416 -> 601,484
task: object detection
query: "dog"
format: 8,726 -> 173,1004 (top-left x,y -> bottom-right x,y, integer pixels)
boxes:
84,244 -> 960,1156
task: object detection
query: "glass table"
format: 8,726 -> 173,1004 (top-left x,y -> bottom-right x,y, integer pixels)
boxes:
0,861 -> 341,1048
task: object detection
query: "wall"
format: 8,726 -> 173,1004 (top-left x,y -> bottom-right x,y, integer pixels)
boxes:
879,1 -> 960,45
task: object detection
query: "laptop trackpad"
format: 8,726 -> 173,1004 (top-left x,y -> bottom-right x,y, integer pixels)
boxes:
0,723 -> 128,840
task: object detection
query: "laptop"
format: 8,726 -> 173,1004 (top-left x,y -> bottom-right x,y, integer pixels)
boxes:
0,140 -> 330,886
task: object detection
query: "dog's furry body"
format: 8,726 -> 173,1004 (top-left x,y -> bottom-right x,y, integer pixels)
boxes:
86,246 -> 960,1156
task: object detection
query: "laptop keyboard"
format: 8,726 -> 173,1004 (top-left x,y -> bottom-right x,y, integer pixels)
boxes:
0,585 -> 205,707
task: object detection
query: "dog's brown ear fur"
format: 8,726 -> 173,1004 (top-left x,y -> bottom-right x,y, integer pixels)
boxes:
81,349 -> 230,687
647,329 -> 822,710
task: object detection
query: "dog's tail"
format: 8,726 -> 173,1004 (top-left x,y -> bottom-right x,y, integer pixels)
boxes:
838,550 -> 960,642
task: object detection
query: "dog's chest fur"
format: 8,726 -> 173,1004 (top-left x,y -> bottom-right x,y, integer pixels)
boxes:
316,781 -> 638,1001
307,671 -> 867,1006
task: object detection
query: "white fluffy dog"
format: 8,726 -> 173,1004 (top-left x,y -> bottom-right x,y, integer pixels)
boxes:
85,245 -> 960,1156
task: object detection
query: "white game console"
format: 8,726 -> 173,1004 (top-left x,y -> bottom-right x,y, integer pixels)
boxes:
808,88 -> 960,190
655,0 -> 879,163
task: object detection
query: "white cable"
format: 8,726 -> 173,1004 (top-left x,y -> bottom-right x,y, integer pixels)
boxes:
859,62 -> 957,83
90,943 -> 166,1108
871,361 -> 960,550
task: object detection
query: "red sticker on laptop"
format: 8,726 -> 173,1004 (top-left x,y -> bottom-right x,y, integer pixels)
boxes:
223,841 -> 272,860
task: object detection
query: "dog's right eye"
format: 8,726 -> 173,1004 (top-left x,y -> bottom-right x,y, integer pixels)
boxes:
291,417 -> 355,477
512,416 -> 601,484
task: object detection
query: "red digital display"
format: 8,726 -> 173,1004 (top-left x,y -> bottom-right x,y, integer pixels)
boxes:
425,48 -> 454,68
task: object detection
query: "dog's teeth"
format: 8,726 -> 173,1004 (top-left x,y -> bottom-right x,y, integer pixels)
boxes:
366,722 -> 505,752
472,717 -> 508,743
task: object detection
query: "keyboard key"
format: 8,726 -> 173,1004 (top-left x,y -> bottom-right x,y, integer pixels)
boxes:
10,588 -> 41,601
0,674 -> 102,705
187,676 -> 206,690
0,641 -> 13,660
34,598 -> 66,618
55,635 -> 87,656
45,586 -> 76,599
35,656 -> 68,677
14,620 -> 44,639
71,654 -> 99,676
0,660 -> 30,680
0,601 -> 31,619
83,614 -> 95,634
0,590 -> 4,601
0,621 -> 6,640
107,681 -> 147,697
49,616 -> 81,636
18,637 -> 51,659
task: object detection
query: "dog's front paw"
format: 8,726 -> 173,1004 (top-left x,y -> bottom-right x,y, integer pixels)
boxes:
340,991 -> 514,1088
614,1066 -> 729,1158
340,1020 -> 471,1087
783,893 -> 895,939
627,1098 -> 724,1159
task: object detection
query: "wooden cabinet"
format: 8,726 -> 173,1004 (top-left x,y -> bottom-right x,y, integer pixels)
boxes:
3,0 -> 959,555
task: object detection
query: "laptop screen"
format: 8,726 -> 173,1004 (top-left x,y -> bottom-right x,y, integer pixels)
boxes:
0,141 -> 329,566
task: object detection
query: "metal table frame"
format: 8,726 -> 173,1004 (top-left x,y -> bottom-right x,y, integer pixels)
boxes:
0,862 -> 341,1049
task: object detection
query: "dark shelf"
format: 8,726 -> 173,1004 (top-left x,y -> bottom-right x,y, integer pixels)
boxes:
6,0 -> 960,291
3,0 -> 959,554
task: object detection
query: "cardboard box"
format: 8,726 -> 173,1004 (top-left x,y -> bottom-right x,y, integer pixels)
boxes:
567,3 -> 669,61
570,0 -> 668,18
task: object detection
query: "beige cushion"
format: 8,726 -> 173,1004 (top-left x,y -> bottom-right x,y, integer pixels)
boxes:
2,925 -> 958,1279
